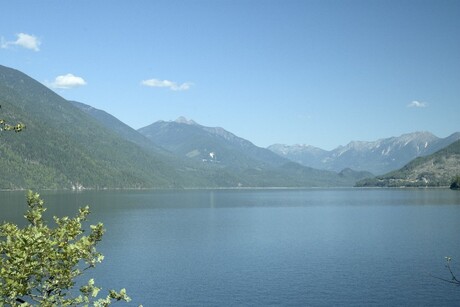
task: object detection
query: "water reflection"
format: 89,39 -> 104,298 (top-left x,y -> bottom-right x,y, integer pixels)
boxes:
1,188 -> 460,305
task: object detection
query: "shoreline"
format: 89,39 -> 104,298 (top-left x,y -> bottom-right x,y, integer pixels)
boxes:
0,185 -> 452,193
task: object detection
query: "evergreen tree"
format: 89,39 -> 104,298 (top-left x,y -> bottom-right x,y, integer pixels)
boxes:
450,175 -> 460,190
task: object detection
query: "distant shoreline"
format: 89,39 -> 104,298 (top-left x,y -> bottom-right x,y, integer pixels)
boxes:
0,186 -> 452,193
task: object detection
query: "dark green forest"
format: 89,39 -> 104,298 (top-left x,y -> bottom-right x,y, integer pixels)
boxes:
1,65 -> 363,189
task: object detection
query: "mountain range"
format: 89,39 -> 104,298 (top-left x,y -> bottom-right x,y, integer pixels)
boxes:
138,117 -> 289,170
0,64 -> 458,189
136,117 -> 369,187
71,101 -> 363,187
356,139 -> 460,187
268,131 -> 460,175
0,65 -> 194,189
1,64 -> 366,189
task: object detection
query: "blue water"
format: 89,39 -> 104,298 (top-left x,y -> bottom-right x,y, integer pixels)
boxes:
1,189 -> 460,306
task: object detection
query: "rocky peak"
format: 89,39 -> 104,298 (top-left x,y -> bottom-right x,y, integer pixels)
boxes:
175,116 -> 198,125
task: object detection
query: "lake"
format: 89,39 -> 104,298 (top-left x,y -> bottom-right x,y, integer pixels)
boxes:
1,188 -> 460,306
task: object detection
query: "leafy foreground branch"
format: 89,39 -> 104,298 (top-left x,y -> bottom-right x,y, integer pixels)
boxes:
0,105 -> 25,133
0,191 -> 135,306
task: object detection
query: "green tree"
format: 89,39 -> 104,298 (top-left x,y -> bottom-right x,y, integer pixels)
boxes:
0,191 -> 132,306
450,175 -> 460,190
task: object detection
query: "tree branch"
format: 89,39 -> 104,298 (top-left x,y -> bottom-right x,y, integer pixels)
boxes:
432,257 -> 460,286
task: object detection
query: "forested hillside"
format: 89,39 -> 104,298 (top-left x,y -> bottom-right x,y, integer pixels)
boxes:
0,64 -> 368,189
0,65 -> 193,189
138,117 -> 289,170
356,140 -> 460,187
138,118 -> 369,186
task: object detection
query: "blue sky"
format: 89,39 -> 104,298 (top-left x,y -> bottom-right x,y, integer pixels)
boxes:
1,0 -> 459,150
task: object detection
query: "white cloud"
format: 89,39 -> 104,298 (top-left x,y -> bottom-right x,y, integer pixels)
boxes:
1,33 -> 41,51
49,74 -> 87,89
407,100 -> 427,108
141,78 -> 192,91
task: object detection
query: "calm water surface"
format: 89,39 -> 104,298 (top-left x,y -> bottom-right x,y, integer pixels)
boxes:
1,188 -> 460,306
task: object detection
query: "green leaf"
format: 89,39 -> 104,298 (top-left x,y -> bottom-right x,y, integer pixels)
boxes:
0,191 -> 134,306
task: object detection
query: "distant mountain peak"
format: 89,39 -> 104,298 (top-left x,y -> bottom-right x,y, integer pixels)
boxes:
356,139 -> 460,187
175,116 -> 198,125
268,131 -> 459,175
397,131 -> 437,142
268,144 -> 325,156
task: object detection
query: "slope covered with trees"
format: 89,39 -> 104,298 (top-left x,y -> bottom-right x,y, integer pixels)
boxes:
0,65 -> 196,189
138,118 -> 365,187
0,64 -> 366,189
138,117 -> 289,170
356,140 -> 460,187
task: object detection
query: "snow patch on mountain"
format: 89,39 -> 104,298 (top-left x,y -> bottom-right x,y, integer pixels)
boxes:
268,131 -> 459,175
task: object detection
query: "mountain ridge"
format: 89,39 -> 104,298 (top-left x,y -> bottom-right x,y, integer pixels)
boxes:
0,65 -> 360,188
1,64 -> 457,189
137,117 -> 366,187
355,140 -> 460,187
138,117 -> 290,170
268,131 -> 460,175
0,65 -> 207,189
70,100 -> 170,156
